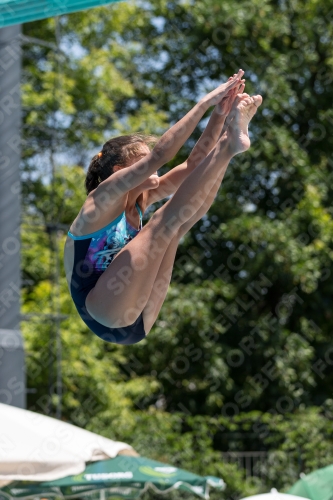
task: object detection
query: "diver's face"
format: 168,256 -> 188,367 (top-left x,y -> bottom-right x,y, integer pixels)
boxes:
126,145 -> 159,190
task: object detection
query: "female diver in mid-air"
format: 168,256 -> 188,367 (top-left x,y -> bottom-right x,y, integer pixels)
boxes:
64,69 -> 262,345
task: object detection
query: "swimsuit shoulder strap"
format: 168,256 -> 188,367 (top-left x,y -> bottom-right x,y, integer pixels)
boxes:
135,202 -> 143,230
68,211 -> 125,240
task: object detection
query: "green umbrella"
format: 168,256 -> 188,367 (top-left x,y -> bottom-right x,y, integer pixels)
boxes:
0,456 -> 225,500
287,464 -> 333,500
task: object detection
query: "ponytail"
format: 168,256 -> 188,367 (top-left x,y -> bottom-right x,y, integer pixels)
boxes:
85,154 -> 104,194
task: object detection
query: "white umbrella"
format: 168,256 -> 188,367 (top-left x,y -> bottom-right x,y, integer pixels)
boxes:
240,488 -> 308,500
0,403 -> 137,482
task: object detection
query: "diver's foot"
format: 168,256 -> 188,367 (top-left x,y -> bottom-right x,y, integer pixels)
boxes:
226,94 -> 262,155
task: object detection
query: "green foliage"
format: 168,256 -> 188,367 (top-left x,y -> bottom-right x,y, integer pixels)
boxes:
20,0 -> 333,497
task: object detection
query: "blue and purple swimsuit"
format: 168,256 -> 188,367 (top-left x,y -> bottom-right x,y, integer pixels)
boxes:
67,203 -> 146,345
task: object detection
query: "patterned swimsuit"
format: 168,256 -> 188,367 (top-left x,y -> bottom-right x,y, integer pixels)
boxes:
67,203 -> 146,345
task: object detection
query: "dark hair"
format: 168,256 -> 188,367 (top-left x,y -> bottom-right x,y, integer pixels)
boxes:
85,134 -> 158,194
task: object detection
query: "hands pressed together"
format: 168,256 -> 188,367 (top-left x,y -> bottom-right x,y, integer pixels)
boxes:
216,75 -> 246,117
203,69 -> 245,108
